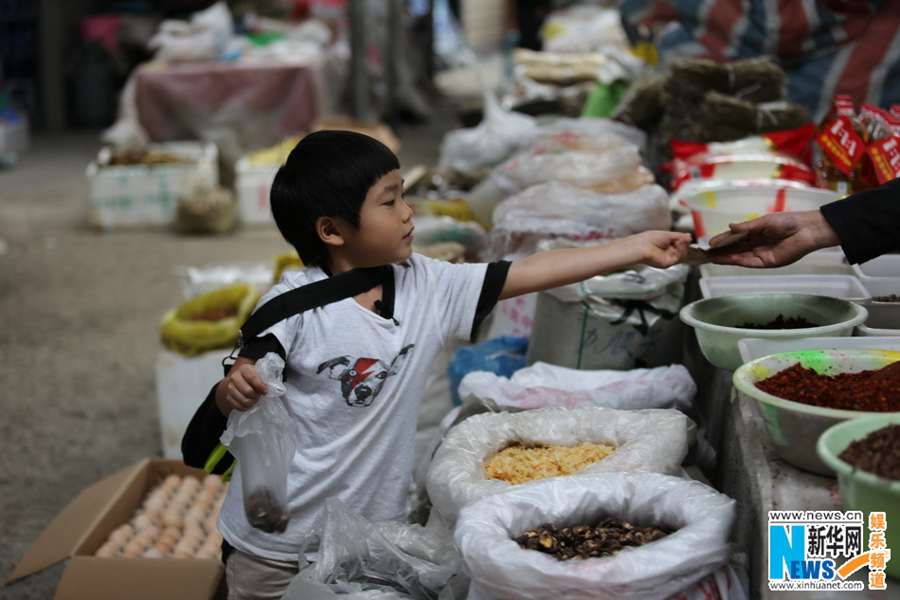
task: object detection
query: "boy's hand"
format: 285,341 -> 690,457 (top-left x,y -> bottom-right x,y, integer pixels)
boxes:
627,230 -> 692,268
217,359 -> 267,415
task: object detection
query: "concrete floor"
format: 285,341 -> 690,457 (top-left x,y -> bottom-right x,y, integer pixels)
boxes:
0,120 -> 448,598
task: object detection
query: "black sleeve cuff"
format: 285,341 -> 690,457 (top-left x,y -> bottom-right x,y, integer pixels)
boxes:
820,178 -> 900,264
237,333 -> 286,361
181,383 -> 231,473
471,261 -> 511,341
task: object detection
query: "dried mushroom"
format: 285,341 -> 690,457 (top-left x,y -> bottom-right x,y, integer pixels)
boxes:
514,517 -> 670,561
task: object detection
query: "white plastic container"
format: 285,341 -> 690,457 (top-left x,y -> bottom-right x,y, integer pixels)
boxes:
155,348 -> 224,459
738,336 -> 900,364
0,113 -> 28,166
699,250 -> 852,277
682,183 -> 837,239
853,255 -> 900,280
87,142 -> 218,229
700,274 -> 867,300
235,158 -> 278,225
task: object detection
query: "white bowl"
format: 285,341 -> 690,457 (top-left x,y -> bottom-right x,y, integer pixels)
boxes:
680,293 -> 868,370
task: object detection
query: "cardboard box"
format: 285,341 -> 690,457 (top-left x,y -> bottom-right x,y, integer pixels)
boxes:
7,459 -> 225,600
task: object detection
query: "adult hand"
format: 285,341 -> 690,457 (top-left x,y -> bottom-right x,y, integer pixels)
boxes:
707,210 -> 840,268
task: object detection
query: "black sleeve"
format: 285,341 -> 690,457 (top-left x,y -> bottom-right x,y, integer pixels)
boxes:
181,335 -> 285,472
820,178 -> 900,264
181,383 -> 230,472
471,261 -> 512,341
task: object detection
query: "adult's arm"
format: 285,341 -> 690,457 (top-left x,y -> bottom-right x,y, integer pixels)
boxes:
820,177 -> 900,264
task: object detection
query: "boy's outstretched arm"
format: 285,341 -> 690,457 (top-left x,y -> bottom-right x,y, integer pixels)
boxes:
500,230 -> 691,300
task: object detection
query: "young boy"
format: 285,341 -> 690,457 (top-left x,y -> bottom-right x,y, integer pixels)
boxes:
211,130 -> 690,599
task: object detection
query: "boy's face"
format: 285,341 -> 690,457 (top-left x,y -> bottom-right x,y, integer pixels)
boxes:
341,169 -> 414,266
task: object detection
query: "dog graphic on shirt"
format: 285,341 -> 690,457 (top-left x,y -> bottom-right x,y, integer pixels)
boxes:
316,344 -> 415,407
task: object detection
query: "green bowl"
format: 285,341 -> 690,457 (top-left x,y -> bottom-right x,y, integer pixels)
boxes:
734,349 -> 900,475
681,293 -> 868,370
818,415 -> 900,579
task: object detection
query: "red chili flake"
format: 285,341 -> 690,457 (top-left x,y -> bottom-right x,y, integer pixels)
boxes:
755,363 -> 900,412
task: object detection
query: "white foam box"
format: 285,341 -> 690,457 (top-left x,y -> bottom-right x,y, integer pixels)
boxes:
155,349 -> 225,459
852,254 -> 900,280
737,336 -> 900,364
699,274 -> 867,300
86,142 -> 218,229
235,157 -> 278,225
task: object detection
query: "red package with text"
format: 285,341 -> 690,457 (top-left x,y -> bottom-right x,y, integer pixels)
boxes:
866,136 -> 900,184
816,116 -> 864,176
671,124 -> 816,164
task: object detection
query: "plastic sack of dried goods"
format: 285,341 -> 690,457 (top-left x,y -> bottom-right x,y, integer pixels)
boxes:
284,498 -> 460,599
489,182 -> 671,259
458,363 -> 695,413
537,116 -> 646,148
491,145 -> 652,196
221,353 -> 300,533
526,260 -> 689,370
426,407 -> 689,524
456,473 -> 738,600
159,283 -> 259,355
438,93 -> 537,178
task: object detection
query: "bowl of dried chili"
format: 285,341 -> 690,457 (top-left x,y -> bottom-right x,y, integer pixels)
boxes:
734,349 -> 900,475
818,415 -> 900,578
680,293 -> 868,370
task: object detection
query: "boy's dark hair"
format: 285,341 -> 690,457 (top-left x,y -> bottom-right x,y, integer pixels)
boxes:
270,130 -> 400,267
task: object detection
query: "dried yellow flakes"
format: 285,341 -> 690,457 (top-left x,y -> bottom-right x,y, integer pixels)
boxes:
483,442 -> 615,484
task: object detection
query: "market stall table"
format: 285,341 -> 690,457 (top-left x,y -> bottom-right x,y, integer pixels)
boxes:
135,61 -> 324,163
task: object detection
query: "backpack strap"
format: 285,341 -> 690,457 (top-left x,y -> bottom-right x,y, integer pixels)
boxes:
239,265 -> 390,347
190,265 -> 393,476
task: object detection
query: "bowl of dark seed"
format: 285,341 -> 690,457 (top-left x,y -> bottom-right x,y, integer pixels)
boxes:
680,293 -> 868,370
818,415 -> 900,578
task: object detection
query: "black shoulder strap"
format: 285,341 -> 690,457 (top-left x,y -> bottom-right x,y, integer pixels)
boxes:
238,265 -> 391,343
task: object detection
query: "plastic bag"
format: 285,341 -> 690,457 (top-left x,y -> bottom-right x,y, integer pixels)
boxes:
285,498 -> 460,599
458,363 -> 696,413
426,407 -> 689,524
159,283 -> 259,355
447,337 -> 528,406
525,257 -> 688,369
220,353 -> 299,533
438,93 -> 537,178
149,1 -> 233,62
176,262 -> 273,300
409,216 -> 486,258
491,146 -> 651,196
455,473 -> 737,600
536,116 -> 646,148
540,6 -> 630,54
489,182 -> 671,259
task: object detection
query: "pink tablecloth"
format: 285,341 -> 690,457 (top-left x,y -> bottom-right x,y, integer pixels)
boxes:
136,62 -> 320,159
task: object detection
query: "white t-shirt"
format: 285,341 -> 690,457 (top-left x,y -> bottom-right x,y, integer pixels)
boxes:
218,254 -> 490,560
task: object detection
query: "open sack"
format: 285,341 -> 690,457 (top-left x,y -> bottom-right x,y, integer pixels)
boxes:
458,363 -> 696,413
455,473 -> 740,600
426,407 -> 689,524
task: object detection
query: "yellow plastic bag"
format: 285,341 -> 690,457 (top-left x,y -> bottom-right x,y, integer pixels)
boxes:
160,283 -> 259,356
273,252 -> 303,283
